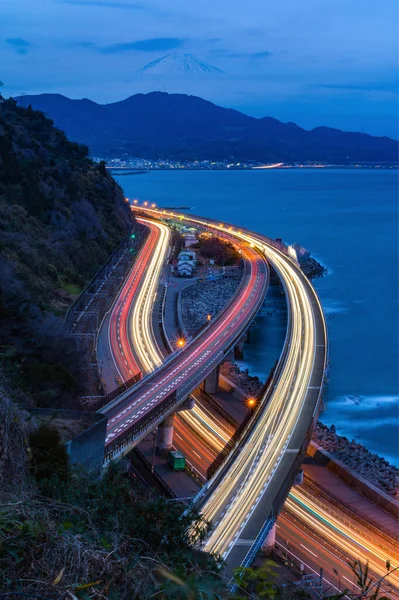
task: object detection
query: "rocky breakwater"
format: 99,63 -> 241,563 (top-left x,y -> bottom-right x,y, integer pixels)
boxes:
181,266 -> 243,335
221,362 -> 399,499
313,423 -> 399,499
299,256 -> 327,279
220,362 -> 263,398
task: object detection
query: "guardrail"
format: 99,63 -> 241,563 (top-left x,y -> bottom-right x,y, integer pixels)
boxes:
104,391 -> 178,463
83,372 -> 142,412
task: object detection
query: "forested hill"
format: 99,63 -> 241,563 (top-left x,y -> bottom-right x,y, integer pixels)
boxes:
0,96 -> 132,313
0,96 -> 133,408
18,91 -> 399,163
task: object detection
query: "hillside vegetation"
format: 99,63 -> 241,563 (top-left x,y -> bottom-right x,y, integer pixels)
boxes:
0,96 -> 133,408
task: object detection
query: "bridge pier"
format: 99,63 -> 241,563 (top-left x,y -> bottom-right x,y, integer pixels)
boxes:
201,364 -> 220,394
156,414 -> 174,453
261,523 -> 276,556
177,396 -> 195,411
222,349 -> 235,365
294,468 -> 304,486
234,334 -> 247,359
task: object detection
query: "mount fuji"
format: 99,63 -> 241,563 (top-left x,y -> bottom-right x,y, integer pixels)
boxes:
135,52 -> 225,76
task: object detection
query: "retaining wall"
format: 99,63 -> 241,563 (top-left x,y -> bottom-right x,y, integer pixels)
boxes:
307,441 -> 399,518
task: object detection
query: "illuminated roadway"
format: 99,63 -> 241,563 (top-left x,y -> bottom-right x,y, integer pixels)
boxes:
131,208 -> 327,572
101,227 -> 268,454
175,405 -> 399,597
101,207 -> 397,592
105,217 -> 170,384
101,206 -> 326,575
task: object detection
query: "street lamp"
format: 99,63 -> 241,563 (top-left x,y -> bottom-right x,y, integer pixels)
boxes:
143,201 -> 148,206
207,314 -> 212,322
246,397 -> 257,411
151,203 -> 156,208
176,337 -> 186,349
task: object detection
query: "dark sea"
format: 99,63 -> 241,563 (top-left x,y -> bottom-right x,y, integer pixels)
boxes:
115,170 -> 399,465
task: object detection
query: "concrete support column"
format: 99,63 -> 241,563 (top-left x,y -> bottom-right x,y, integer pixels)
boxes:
294,469 -> 304,486
261,523 -> 276,556
201,364 -> 220,394
156,414 -> 174,453
222,349 -> 235,365
234,334 -> 247,359
177,396 -> 195,412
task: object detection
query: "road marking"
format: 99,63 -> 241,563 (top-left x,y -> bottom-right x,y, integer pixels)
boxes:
300,543 -> 318,558
343,576 -> 360,589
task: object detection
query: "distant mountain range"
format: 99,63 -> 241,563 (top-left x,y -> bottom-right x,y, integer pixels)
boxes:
17,92 -> 398,163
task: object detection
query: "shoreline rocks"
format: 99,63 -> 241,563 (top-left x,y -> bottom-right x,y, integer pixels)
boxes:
299,256 -> 328,279
223,362 -> 399,498
181,266 -> 243,335
313,422 -> 399,499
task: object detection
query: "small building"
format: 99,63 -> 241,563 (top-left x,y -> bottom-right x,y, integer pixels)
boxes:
178,249 -> 197,264
293,243 -> 311,262
183,233 -> 197,248
177,261 -> 194,277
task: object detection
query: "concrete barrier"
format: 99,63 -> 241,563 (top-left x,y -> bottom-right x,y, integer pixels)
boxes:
30,408 -> 107,475
307,441 -> 399,518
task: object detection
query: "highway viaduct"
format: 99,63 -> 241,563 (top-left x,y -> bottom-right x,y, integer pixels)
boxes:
94,208 -> 328,575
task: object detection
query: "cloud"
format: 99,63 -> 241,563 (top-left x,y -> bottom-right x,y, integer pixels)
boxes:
308,82 -> 398,93
251,50 -> 273,58
57,0 -> 145,9
210,48 -> 273,59
100,38 -> 186,54
5,38 -> 32,54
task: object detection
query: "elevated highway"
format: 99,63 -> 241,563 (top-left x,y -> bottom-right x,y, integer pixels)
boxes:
101,225 -> 269,461
97,206 -> 327,575
131,208 -> 327,572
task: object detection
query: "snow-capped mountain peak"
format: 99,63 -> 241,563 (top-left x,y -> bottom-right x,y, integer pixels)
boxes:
135,52 -> 225,76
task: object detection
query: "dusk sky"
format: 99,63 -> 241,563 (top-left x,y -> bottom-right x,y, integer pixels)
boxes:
1,0 -> 398,137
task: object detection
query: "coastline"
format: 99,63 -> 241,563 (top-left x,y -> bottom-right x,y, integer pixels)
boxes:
179,249 -> 398,498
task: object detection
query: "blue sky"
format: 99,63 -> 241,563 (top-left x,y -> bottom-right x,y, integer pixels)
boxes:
1,0 -> 398,137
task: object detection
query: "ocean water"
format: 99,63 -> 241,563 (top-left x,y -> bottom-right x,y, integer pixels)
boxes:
116,170 -> 399,465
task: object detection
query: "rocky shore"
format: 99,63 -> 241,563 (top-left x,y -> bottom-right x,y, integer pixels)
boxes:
181,267 -> 243,335
299,256 -> 328,279
220,362 -> 263,397
313,422 -> 399,499
220,362 -> 399,499
180,252 -> 398,500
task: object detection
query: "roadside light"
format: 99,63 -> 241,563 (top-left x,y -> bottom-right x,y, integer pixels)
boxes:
143,201 -> 148,206
151,203 -> 156,208
246,397 -> 257,409
133,199 -> 138,204
131,233 -> 136,239
125,197 -> 129,202
176,338 -> 185,349
207,314 -> 212,321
